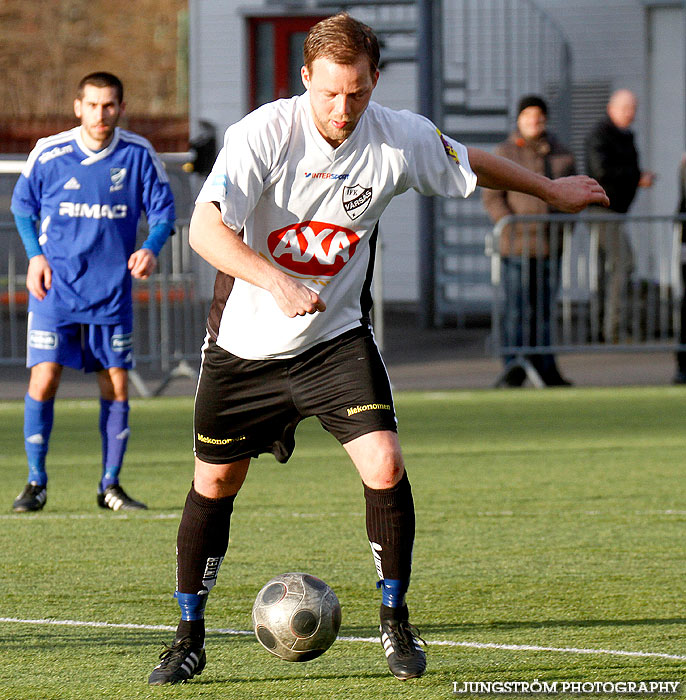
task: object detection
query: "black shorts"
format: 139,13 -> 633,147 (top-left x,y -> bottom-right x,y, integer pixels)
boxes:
194,327 -> 397,464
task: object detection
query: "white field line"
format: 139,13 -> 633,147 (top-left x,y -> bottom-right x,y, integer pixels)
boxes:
1,617 -> 685,662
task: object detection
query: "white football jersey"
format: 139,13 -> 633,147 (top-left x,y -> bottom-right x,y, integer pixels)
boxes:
197,92 -> 477,360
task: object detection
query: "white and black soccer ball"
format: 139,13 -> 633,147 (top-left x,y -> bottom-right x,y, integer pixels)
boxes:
252,572 -> 342,662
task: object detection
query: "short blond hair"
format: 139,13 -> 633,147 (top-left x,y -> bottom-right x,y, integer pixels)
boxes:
303,13 -> 380,78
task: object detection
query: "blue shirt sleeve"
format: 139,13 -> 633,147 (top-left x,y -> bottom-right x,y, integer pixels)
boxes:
14,213 -> 42,259
140,149 -> 176,229
11,170 -> 41,219
141,222 -> 175,256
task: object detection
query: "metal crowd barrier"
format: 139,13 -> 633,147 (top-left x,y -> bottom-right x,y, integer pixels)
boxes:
130,219 -> 210,396
488,212 -> 686,387
0,219 -> 210,397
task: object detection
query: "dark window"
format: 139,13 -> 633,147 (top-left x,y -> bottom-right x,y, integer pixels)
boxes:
247,16 -> 328,109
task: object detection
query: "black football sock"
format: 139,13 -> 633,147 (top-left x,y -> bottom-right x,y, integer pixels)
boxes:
175,483 -> 235,641
175,618 -> 206,645
364,471 -> 415,609
380,603 -> 409,623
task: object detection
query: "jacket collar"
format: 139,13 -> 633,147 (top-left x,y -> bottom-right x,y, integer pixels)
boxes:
511,130 -> 551,156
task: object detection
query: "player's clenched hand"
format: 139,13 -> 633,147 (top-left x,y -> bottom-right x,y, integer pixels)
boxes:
269,274 -> 326,318
128,248 -> 157,279
26,254 -> 52,301
546,175 -> 610,213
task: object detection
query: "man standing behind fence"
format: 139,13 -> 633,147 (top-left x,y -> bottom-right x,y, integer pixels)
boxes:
482,95 -> 575,387
585,89 -> 654,343
10,72 -> 175,513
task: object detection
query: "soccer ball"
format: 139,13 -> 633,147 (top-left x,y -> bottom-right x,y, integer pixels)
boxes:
252,572 -> 342,662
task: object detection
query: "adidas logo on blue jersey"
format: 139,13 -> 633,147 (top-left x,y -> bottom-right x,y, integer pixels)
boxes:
63,177 -> 81,190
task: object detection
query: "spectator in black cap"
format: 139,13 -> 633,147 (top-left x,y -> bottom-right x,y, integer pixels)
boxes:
483,94 -> 575,386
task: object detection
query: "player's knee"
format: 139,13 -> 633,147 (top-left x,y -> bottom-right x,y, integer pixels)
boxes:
97,368 -> 128,401
351,435 -> 404,489
194,458 -> 250,498
363,456 -> 405,490
28,363 -> 62,400
379,463 -> 405,489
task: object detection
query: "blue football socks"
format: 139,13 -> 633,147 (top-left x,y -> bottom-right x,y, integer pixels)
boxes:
23,394 -> 54,486
99,399 -> 130,491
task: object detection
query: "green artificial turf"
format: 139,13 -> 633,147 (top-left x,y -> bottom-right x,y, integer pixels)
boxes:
0,387 -> 684,699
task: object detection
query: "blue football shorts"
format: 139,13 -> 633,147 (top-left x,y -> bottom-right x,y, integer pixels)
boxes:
26,311 -> 134,372
194,326 -> 398,465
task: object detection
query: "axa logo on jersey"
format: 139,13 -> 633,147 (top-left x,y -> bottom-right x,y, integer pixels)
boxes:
268,221 -> 360,276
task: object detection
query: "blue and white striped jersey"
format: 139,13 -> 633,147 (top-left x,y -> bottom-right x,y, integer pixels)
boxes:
12,126 -> 175,324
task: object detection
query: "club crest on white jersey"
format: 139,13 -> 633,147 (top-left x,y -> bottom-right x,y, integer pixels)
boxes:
342,184 -> 373,220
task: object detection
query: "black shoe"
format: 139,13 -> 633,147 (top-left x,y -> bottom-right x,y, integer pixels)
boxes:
97,484 -> 147,511
532,360 -> 572,387
502,366 -> 526,387
13,483 -> 47,512
380,611 -> 427,680
148,637 -> 206,685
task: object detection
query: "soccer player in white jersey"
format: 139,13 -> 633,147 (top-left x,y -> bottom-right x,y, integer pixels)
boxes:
11,72 -> 175,513
148,14 -> 608,685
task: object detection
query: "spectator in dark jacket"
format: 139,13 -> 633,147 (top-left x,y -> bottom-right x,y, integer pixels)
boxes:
483,95 -> 575,386
585,89 -> 654,342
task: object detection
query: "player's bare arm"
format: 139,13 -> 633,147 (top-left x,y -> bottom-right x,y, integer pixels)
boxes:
128,248 -> 157,279
467,147 -> 610,212
26,254 -> 52,301
189,201 -> 326,318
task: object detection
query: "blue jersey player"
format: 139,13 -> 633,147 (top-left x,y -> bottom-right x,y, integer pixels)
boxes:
10,72 -> 175,513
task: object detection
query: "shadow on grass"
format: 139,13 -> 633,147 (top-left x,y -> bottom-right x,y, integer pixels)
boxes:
190,670 -> 392,686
